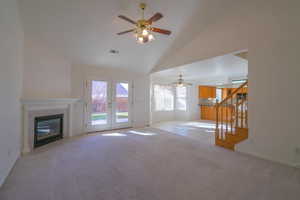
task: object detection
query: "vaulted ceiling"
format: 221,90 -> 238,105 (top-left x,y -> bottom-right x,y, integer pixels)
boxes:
20,0 -> 217,73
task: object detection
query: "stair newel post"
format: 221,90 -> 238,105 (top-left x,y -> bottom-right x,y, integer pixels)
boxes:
225,101 -> 228,135
241,98 -> 244,128
216,100 -> 219,139
245,95 -> 248,128
230,96 -> 233,134
235,95 -> 239,128
220,103 -> 223,140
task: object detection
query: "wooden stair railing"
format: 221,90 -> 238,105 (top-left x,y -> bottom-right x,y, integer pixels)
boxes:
215,81 -> 248,150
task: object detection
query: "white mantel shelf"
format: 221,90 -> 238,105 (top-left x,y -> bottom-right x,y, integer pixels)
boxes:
21,98 -> 80,105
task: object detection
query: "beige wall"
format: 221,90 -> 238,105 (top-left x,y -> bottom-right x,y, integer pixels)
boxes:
153,0 -> 300,166
22,38 -> 71,99
0,0 -> 24,186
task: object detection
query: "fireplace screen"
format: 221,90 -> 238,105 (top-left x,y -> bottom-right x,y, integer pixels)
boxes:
34,114 -> 63,148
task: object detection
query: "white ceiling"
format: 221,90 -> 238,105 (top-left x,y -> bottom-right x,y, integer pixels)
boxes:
151,54 -> 248,85
19,0 -> 207,73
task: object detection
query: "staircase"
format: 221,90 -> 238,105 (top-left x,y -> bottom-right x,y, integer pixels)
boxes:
215,81 -> 248,150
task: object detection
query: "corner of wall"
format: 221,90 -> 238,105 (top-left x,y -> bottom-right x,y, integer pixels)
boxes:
0,147 -> 20,187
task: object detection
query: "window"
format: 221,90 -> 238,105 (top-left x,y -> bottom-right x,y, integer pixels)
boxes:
153,84 -> 174,111
216,88 -> 222,102
176,86 -> 187,111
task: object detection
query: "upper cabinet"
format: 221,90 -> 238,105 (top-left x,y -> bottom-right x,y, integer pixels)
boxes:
199,86 -> 216,98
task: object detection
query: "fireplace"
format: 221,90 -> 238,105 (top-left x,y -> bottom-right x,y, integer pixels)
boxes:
34,114 -> 64,148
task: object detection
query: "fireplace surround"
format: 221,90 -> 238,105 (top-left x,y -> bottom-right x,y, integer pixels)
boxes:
21,99 -> 79,153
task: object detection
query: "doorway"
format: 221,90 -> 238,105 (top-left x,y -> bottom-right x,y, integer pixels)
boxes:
85,79 -> 132,132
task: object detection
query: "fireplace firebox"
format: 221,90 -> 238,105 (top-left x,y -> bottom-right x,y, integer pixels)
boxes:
34,114 -> 63,148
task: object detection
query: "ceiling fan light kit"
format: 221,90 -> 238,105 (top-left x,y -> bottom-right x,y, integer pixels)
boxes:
117,3 -> 172,44
172,74 -> 193,87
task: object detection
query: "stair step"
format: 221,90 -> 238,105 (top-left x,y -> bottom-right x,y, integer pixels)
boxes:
215,138 -> 235,151
215,128 -> 248,151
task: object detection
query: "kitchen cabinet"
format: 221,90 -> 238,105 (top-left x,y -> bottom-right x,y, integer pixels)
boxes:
200,105 -> 233,121
200,106 -> 216,121
199,86 -> 216,98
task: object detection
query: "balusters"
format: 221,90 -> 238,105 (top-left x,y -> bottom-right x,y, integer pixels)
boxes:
235,95 -> 239,128
241,99 -> 244,128
220,104 -> 223,139
216,100 -> 219,139
245,98 -> 248,128
230,97 -> 233,134
215,82 -> 248,148
225,101 -> 228,134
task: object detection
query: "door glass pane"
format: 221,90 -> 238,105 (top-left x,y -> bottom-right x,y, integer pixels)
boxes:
116,83 -> 129,123
91,81 -> 107,125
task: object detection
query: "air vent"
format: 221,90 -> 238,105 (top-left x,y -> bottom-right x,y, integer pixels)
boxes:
109,49 -> 119,54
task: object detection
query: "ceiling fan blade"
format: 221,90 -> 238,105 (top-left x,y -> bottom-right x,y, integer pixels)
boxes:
117,29 -> 135,35
148,13 -> 163,23
118,15 -> 137,25
152,27 -> 172,35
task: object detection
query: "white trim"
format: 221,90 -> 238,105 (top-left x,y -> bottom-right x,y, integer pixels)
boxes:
21,98 -> 79,105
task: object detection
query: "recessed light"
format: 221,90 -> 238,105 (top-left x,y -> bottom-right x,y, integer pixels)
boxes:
109,49 -> 119,54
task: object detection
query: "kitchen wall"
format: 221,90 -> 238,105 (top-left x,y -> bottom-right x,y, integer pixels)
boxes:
0,0 -> 24,186
152,0 -> 300,166
71,64 -> 150,135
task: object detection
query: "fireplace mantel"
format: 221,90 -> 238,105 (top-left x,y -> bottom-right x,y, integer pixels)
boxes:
21,98 -> 79,108
21,98 -> 79,154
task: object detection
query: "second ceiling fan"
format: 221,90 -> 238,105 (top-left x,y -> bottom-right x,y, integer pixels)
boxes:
117,3 -> 172,44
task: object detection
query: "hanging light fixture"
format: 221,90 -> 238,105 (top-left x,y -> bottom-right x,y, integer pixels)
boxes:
117,3 -> 170,44
171,74 -> 192,87
134,16 -> 155,44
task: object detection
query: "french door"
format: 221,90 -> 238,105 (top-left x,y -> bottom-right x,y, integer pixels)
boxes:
85,79 -> 132,132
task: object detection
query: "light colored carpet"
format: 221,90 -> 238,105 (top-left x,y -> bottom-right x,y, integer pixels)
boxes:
151,120 -> 216,144
0,127 -> 299,200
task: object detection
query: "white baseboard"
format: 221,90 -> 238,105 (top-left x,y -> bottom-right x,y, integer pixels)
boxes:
0,150 -> 20,188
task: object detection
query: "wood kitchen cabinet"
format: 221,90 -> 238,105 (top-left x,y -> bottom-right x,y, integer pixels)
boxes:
201,105 -> 233,122
200,105 -> 216,121
199,86 -> 216,98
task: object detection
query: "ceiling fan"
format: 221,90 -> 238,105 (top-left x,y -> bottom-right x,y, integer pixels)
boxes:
171,74 -> 192,87
117,3 -> 172,44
